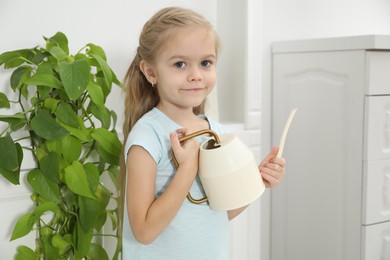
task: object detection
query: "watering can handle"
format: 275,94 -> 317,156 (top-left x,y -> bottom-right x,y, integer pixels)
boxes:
171,129 -> 221,205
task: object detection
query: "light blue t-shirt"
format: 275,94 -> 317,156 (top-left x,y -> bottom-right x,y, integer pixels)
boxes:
122,108 -> 229,260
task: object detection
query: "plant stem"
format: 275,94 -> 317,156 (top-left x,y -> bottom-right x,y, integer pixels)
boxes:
14,136 -> 31,142
17,88 -> 25,112
92,233 -> 118,238
0,125 -> 10,136
80,140 -> 96,163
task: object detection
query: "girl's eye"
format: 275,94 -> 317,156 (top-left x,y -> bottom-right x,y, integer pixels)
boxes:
174,61 -> 186,68
201,60 -> 213,67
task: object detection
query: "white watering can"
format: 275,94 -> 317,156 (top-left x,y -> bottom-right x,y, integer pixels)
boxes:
172,129 -> 265,211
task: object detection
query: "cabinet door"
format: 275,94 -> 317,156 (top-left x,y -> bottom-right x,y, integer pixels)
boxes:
364,96 -> 390,161
272,50 -> 365,260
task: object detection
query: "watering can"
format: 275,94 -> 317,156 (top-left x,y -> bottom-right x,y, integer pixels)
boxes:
172,129 -> 265,211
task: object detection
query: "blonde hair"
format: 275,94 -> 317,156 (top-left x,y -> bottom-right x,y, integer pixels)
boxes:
119,6 -> 220,236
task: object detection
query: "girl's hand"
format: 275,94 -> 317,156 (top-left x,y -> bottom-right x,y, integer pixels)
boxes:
170,128 -> 200,171
259,146 -> 286,188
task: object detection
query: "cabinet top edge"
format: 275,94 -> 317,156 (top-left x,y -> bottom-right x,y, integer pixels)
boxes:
272,35 -> 390,53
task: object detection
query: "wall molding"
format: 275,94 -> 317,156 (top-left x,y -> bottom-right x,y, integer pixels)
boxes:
245,0 -> 263,131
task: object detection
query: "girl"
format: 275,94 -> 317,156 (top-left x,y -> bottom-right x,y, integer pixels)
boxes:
121,7 -> 285,259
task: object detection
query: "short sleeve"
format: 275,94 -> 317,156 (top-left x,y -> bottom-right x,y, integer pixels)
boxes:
124,121 -> 163,165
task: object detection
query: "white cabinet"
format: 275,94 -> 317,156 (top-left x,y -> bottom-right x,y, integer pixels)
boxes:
271,35 -> 390,260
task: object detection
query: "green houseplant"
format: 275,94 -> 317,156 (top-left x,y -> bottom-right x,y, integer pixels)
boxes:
0,32 -> 122,259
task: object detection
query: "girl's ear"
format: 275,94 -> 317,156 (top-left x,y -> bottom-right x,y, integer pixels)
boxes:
139,60 -> 157,85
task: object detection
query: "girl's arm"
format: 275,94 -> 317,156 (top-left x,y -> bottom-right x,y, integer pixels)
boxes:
227,147 -> 286,220
125,132 -> 199,245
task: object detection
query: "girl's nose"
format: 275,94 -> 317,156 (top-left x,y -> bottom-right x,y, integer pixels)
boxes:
187,66 -> 202,82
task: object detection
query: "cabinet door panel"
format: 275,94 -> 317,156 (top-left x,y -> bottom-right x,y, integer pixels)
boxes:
364,96 -> 390,161
272,50 -> 364,260
363,160 -> 390,224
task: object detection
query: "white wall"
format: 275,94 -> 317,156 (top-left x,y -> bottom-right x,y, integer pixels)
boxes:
261,1 -> 390,259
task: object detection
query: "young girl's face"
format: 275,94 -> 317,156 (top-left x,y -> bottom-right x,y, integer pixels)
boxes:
152,27 -> 217,112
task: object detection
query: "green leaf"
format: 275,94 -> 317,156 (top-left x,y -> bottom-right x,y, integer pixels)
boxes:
74,221 -> 93,259
39,152 -> 60,183
36,59 -> 53,73
41,235 -> 60,260
0,165 -> 20,185
94,184 -> 110,231
0,135 -> 20,184
0,92 -> 10,108
43,98 -> 59,113
89,103 -> 111,129
0,113 -> 27,132
91,54 -> 112,90
111,69 -> 121,86
15,246 -> 36,260
0,135 -> 20,170
61,135 -> 82,164
107,210 -> 118,231
45,138 -> 63,155
49,46 -> 66,61
95,183 -> 111,211
56,102 -> 80,128
111,110 -> 118,130
15,142 -> 23,168
87,81 -> 104,106
0,113 -> 25,123
24,73 -> 63,89
10,66 -> 31,91
31,50 -> 49,65
60,123 -> 91,142
45,32 -> 69,54
33,201 -> 60,219
0,50 -> 23,65
96,74 -> 110,97
107,165 -> 119,190
52,234 -> 71,256
96,143 -> 119,165
36,85 -> 50,100
91,128 -> 121,161
78,196 -> 100,232
87,243 -> 109,260
34,62 -> 55,100
20,82 -> 29,99
64,161 -> 95,199
30,109 -> 69,140
96,183 -> 110,206
10,212 -> 34,241
0,49 -> 34,69
10,118 -> 27,132
83,163 -> 99,193
59,59 -> 90,100
27,169 -> 60,202
86,43 -> 106,60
